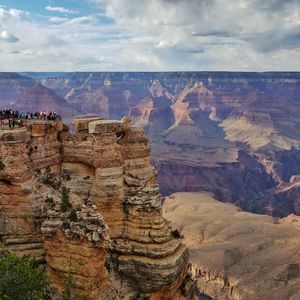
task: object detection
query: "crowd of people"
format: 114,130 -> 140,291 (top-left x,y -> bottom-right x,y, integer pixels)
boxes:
0,109 -> 60,129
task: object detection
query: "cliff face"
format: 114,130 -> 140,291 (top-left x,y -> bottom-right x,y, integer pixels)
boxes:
0,120 -> 64,261
0,117 -> 190,300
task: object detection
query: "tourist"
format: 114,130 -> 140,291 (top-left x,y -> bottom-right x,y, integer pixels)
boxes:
0,109 -> 60,129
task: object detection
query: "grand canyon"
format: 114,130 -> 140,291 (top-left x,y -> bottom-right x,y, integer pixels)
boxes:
2,71 -> 300,216
1,72 -> 300,299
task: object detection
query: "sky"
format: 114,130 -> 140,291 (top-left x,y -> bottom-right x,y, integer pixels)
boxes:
0,0 -> 299,71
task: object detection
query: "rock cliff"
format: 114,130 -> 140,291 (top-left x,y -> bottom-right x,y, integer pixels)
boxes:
0,117 -> 191,299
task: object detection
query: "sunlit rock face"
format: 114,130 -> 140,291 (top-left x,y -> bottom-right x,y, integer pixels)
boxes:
59,117 -> 190,298
164,192 -> 300,300
0,120 -> 64,262
0,117 -> 191,300
2,71 -> 300,216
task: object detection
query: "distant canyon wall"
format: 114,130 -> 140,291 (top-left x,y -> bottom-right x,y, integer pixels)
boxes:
1,72 -> 300,216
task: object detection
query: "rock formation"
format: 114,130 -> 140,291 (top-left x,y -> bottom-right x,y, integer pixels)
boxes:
0,117 -> 191,299
3,71 -> 300,216
164,192 -> 300,300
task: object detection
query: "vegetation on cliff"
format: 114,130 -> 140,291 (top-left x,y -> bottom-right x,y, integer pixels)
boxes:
0,249 -> 46,300
0,160 -> 5,171
42,166 -> 59,189
60,186 -> 72,212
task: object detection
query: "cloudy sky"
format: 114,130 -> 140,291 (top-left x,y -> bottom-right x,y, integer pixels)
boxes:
0,0 -> 299,71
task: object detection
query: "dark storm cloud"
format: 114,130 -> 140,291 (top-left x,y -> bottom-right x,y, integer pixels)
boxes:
175,45 -> 205,53
248,26 -> 300,53
252,0 -> 300,11
192,31 -> 236,38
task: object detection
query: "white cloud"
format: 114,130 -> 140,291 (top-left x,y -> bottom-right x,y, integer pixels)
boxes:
65,16 -> 95,25
23,50 -> 35,56
0,7 -> 28,18
45,6 -> 78,14
0,2 -> 300,71
49,17 -> 69,23
156,41 -> 175,49
0,30 -> 19,43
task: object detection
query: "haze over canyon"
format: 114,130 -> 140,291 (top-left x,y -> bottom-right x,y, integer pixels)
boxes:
1,71 -> 300,217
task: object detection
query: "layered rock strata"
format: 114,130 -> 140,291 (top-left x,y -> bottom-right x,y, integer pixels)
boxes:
60,117 -> 190,298
41,201 -> 117,300
0,117 -> 190,299
0,120 -> 64,262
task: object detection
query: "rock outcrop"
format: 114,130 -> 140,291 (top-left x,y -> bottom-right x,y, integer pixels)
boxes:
0,117 -> 190,299
0,120 -> 64,262
41,201 -> 117,300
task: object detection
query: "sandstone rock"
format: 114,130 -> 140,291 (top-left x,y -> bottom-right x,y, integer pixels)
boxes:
88,119 -> 124,134
72,116 -> 104,132
0,117 -> 190,299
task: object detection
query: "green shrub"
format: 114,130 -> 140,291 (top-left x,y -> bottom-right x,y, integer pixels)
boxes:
61,186 -> 72,212
68,209 -> 78,222
0,160 -> 5,171
61,274 -> 72,300
42,166 -> 58,188
0,250 -> 46,300
171,229 -> 181,239
45,196 -> 55,208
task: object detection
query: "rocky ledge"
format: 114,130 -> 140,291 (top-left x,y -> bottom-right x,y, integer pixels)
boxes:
0,117 -> 192,299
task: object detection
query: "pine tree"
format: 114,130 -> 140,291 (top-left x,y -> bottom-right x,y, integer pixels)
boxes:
42,166 -> 58,188
61,186 -> 72,212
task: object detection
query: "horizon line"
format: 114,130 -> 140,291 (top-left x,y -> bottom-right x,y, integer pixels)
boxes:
2,70 -> 300,73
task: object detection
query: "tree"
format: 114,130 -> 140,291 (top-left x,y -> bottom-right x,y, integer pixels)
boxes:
61,186 -> 72,212
0,250 -> 46,300
42,166 -> 58,188
68,209 -> 78,222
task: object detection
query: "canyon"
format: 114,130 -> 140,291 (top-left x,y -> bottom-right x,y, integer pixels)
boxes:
1,71 -> 300,299
163,192 -> 300,300
1,72 -> 300,217
0,117 -> 193,299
